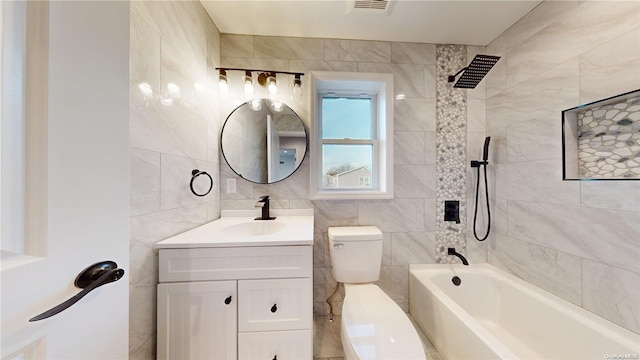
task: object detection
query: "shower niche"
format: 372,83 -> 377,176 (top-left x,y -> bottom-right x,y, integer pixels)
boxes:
562,89 -> 640,180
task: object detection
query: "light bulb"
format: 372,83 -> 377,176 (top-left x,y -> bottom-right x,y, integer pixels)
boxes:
293,74 -> 302,96
267,73 -> 277,94
218,81 -> 228,92
218,69 -> 228,93
242,70 -> 254,95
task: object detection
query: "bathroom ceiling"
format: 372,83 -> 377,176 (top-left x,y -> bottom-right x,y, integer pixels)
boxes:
201,0 -> 543,46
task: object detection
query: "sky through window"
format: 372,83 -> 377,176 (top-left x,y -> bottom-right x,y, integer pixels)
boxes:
321,97 -> 373,175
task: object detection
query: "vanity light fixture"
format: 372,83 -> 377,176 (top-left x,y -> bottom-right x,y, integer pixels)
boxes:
215,67 -> 304,96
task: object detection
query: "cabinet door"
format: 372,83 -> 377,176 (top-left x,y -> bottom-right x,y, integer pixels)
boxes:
238,330 -> 313,360
238,278 -> 312,332
157,281 -> 236,360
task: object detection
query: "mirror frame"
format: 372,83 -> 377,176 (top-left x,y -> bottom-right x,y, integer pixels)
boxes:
220,99 -> 308,184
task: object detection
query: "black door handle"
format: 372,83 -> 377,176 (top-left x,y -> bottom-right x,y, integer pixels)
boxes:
271,304 -> 277,313
224,296 -> 232,305
29,261 -> 125,322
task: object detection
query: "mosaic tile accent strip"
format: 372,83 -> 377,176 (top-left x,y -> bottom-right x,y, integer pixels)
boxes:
577,95 -> 640,178
435,44 -> 467,263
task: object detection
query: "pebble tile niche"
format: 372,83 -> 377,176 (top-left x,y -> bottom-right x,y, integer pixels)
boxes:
563,90 -> 640,180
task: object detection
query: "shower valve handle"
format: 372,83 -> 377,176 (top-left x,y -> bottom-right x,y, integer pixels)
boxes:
471,160 -> 488,168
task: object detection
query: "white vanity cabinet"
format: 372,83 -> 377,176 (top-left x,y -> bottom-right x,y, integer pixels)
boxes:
157,280 -> 237,359
156,245 -> 313,360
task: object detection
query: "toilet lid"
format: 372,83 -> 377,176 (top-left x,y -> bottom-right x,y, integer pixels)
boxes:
341,284 -> 426,359
328,226 -> 382,241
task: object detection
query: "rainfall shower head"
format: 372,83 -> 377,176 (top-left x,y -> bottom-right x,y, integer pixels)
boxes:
448,54 -> 501,89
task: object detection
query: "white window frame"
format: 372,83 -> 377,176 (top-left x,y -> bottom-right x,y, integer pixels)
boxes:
309,71 -> 393,200
318,92 -> 378,188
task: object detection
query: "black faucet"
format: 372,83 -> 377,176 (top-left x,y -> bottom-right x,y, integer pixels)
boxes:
447,248 -> 469,266
255,195 -> 276,220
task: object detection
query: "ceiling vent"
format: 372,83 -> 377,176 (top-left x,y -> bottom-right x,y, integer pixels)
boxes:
347,0 -> 393,15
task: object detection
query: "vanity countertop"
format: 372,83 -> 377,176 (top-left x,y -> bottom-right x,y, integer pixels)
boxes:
155,209 -> 314,249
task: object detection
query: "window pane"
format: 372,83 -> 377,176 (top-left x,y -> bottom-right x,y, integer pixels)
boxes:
322,144 -> 373,189
321,97 -> 372,139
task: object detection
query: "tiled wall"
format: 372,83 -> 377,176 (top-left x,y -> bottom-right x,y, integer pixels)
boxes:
220,36 -> 485,358
485,0 -> 640,335
129,2 -> 221,358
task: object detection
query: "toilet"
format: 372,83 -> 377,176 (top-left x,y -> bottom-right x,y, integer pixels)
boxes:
328,226 -> 426,360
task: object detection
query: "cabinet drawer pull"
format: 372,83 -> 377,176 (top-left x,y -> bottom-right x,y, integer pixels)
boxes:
224,296 -> 232,305
270,304 -> 277,313
272,356 -> 277,360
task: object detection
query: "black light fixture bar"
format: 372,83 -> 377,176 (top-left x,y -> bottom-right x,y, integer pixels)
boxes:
215,67 -> 304,78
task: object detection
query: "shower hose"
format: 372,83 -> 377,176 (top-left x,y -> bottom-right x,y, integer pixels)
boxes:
473,163 -> 491,241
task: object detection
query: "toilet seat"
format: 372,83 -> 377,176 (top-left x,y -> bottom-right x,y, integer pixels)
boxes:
341,284 -> 426,360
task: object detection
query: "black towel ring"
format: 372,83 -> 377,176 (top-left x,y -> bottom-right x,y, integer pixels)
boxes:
190,169 -> 213,197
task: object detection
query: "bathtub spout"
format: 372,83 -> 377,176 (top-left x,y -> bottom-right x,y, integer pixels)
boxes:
447,248 -> 469,266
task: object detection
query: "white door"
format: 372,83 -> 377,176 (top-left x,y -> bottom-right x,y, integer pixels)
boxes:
1,2 -> 130,359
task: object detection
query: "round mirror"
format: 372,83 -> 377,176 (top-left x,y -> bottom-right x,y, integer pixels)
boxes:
221,99 -> 308,184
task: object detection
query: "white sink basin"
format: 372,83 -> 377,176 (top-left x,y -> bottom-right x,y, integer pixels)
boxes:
155,209 -> 314,248
220,221 -> 287,237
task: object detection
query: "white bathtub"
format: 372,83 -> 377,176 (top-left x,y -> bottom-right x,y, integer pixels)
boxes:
409,264 -> 640,360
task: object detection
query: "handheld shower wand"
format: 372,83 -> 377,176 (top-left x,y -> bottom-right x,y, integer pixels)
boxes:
472,137 -> 491,241
482,137 -> 490,162
471,136 -> 490,167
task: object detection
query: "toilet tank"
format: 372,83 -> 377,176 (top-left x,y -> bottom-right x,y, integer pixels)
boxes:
328,226 -> 383,283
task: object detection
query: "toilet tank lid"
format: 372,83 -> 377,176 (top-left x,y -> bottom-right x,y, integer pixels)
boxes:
328,226 -> 382,241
